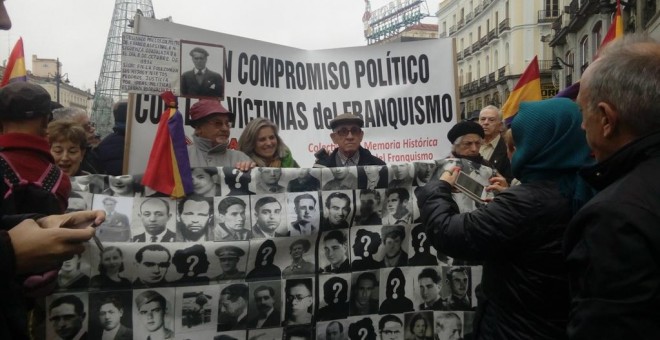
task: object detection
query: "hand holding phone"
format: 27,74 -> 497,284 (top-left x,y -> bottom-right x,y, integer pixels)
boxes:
455,171 -> 489,202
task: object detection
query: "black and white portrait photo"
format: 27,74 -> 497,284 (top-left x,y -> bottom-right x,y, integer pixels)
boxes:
176,196 -> 215,242
251,194 -> 288,238
71,174 -> 105,193
317,320 -> 349,340
191,167 -> 222,197
180,42 -> 225,98
132,244 -> 172,288
132,289 -> 175,340
221,167 -> 256,196
282,278 -> 314,326
214,196 -> 252,241
413,267 -> 446,311
349,271 -> 380,316
46,292 -> 89,340
351,226 -> 383,271
254,168 -> 286,194
388,163 -> 414,189
380,224 -> 410,268
319,230 -> 351,274
131,197 -> 176,243
285,192 -> 320,236
357,165 -> 388,190
354,189 -> 385,226
104,175 -> 142,197
286,168 -> 321,192
175,286 -> 219,333
248,327 -> 283,340
378,314 -> 405,340
382,187 -> 413,225
66,191 -> 92,213
217,283 -> 249,331
412,162 -> 437,188
317,274 -> 350,321
321,167 -> 358,191
281,238 -> 316,278
88,291 -> 133,339
89,245 -> 132,289
321,190 -> 354,231
210,242 -> 249,283
92,195 -> 132,242
432,311 -> 463,340
55,245 -> 91,291
347,316 -> 378,340
379,267 -> 414,314
405,312 -> 434,340
442,267 -> 473,311
247,281 -> 283,329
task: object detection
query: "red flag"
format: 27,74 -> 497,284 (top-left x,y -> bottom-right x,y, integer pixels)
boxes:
501,56 -> 541,124
1,37 -> 27,87
598,0 -> 623,55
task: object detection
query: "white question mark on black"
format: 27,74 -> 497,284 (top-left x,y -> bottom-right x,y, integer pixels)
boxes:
418,232 -> 427,253
261,247 -> 273,266
361,235 -> 371,257
186,255 -> 199,277
332,282 -> 343,304
232,169 -> 243,188
391,277 -> 401,299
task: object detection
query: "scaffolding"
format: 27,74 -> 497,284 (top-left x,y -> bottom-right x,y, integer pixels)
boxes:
91,0 -> 155,137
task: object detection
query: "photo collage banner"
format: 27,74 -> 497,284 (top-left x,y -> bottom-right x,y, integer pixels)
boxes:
49,162 -> 487,340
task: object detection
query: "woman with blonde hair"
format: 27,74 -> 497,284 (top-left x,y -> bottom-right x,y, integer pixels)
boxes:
47,120 -> 89,176
238,117 -> 299,167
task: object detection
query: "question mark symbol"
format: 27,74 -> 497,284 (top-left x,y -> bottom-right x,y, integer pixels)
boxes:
186,255 -> 199,277
418,232 -> 427,253
391,277 -> 401,299
261,247 -> 273,266
358,328 -> 368,340
232,169 -> 243,188
361,235 -> 371,258
332,282 -> 343,304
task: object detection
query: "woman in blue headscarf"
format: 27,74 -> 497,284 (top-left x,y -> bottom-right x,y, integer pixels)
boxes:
416,98 -> 595,340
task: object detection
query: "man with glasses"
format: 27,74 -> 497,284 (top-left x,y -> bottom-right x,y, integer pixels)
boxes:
187,100 -> 252,168
379,314 -> 404,340
133,244 -> 171,288
283,279 -> 314,326
478,105 -> 512,182
314,113 -> 385,167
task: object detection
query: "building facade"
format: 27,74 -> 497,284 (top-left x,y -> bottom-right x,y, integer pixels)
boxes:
30,55 -> 93,112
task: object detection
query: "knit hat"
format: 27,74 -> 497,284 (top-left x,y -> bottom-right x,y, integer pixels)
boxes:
447,120 -> 485,144
0,83 -> 52,121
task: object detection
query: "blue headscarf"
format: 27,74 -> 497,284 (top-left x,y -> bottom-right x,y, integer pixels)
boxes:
511,98 -> 595,212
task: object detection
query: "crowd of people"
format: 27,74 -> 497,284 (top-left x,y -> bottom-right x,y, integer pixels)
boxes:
1,1 -> 660,340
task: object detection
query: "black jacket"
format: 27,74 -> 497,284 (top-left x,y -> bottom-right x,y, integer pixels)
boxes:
314,146 -> 385,167
564,132 -> 660,340
417,178 -> 572,340
485,136 -> 512,182
96,126 -> 126,176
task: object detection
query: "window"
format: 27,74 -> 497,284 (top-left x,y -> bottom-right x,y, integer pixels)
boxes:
545,0 -> 559,16
477,61 -> 481,79
580,35 -> 589,68
565,51 -> 574,76
592,21 -> 602,55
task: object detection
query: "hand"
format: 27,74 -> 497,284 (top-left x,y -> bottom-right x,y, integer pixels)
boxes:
486,175 -> 509,193
440,166 -> 461,186
9,218 -> 97,275
234,161 -> 256,172
37,210 -> 106,229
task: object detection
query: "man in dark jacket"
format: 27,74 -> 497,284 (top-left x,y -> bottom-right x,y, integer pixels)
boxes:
96,100 -> 127,175
478,105 -> 512,182
314,113 -> 385,167
564,35 -> 660,339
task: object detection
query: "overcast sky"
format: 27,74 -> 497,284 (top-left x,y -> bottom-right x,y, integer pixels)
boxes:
2,0 -> 439,92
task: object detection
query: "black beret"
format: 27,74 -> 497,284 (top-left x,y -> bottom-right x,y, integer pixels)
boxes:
0,83 -> 52,121
447,120 -> 485,144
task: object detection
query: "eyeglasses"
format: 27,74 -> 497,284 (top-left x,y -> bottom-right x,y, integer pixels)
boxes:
286,294 -> 311,302
334,127 -> 362,137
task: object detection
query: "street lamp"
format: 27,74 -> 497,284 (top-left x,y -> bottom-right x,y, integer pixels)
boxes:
48,58 -> 70,104
550,56 -> 574,88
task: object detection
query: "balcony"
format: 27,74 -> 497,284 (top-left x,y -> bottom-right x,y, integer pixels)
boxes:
538,59 -> 554,73
475,3 -> 483,15
469,80 -> 479,92
466,12 -> 474,23
499,18 -> 510,33
479,36 -> 488,48
464,46 -> 472,58
488,28 -> 497,42
471,41 -> 480,52
439,31 -> 447,38
458,18 -> 465,29
479,76 -> 488,90
456,50 -> 463,61
488,72 -> 495,84
498,65 -> 508,80
449,25 -> 457,34
538,9 -> 559,23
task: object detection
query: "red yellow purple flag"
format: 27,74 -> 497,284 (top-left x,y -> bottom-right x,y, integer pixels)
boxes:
141,91 -> 193,198
1,37 -> 27,87
501,56 -> 541,124
599,0 -> 623,52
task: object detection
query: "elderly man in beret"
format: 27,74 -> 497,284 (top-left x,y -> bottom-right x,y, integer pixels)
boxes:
314,113 -> 386,167
217,284 -> 249,331
181,46 -> 224,98
212,245 -> 246,282
282,239 -> 315,277
187,99 -> 254,169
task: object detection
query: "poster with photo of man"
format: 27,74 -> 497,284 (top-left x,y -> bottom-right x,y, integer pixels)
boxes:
281,237 -> 317,279
46,292 -> 89,340
354,188 -> 386,226
130,197 -> 176,243
285,192 -> 320,237
318,229 -> 351,274
441,267 -> 474,311
284,168 -> 321,192
349,271 -> 380,316
320,190 -> 355,231
321,167 -> 358,191
175,285 -> 220,333
432,311 -> 464,340
251,194 -> 288,238
248,327 -> 283,339
247,281 -> 283,329
253,168 -> 287,194
66,191 -> 92,213
88,291 -> 133,339
176,196 -> 216,242
214,196 -> 252,241
316,320 -> 349,340
55,244 -> 91,291
131,243 -> 174,288
410,266 -> 446,311
92,194 -> 133,242
217,283 -> 250,331
180,41 -> 225,98
132,288 -> 176,340
210,242 -> 250,283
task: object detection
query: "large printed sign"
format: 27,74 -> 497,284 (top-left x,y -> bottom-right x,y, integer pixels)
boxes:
125,16 -> 457,174
49,164 -> 483,340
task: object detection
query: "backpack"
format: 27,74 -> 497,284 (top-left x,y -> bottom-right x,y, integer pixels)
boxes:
0,152 -> 64,216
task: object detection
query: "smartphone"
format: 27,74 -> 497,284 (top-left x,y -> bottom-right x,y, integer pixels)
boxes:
454,171 -> 488,202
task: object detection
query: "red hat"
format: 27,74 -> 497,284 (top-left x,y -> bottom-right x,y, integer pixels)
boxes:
189,100 -> 234,124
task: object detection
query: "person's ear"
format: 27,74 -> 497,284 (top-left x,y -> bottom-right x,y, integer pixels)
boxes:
598,101 -> 618,138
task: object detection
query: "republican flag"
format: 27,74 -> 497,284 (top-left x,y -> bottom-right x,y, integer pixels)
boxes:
1,37 -> 27,87
599,0 -> 623,52
141,91 -> 193,198
501,56 -> 541,124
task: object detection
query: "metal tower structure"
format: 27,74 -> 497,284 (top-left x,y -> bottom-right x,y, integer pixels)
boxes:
91,0 -> 155,137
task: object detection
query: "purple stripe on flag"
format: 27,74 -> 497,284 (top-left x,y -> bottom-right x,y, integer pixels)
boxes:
554,82 -> 580,100
167,110 -> 194,194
